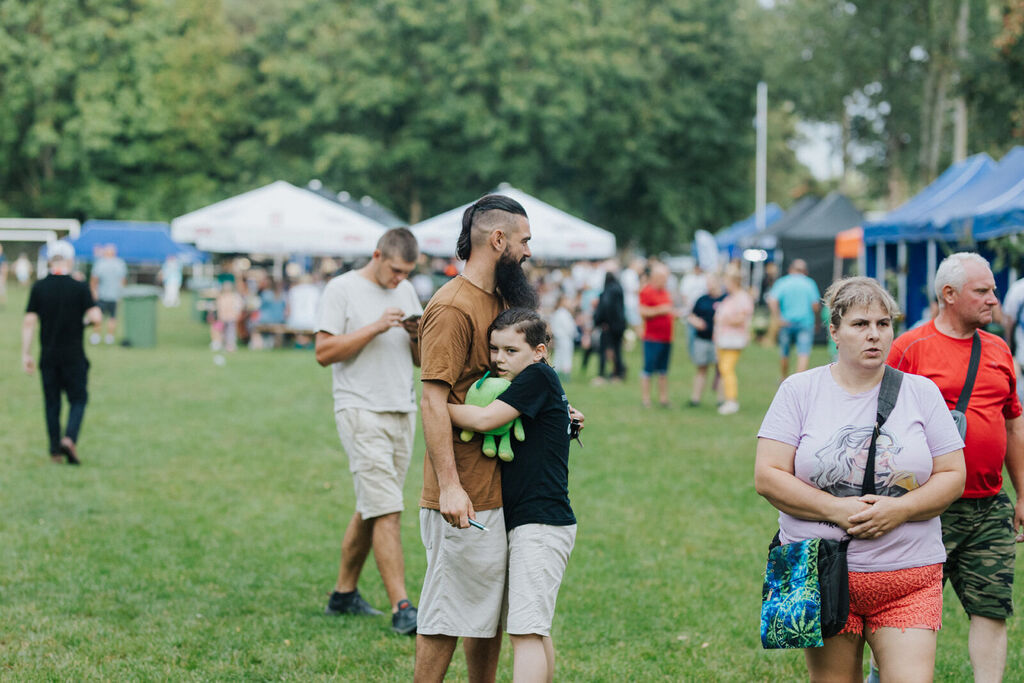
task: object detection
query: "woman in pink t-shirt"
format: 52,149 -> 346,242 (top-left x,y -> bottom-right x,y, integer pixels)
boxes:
712,272 -> 753,415
755,277 -> 965,682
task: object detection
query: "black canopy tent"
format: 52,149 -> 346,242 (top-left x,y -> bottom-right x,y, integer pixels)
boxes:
742,195 -> 822,248
749,192 -> 863,294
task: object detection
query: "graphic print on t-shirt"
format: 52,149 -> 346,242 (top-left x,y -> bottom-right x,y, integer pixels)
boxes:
808,424 -> 919,498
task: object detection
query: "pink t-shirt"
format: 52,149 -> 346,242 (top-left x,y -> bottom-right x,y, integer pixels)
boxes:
713,290 -> 753,349
758,365 -> 964,572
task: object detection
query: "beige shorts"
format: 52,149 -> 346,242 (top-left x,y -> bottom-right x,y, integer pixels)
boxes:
334,408 -> 415,519
417,507 -> 508,637
505,523 -> 577,636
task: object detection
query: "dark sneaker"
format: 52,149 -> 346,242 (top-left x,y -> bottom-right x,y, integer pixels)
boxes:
391,599 -> 417,635
325,590 -> 383,616
60,437 -> 80,465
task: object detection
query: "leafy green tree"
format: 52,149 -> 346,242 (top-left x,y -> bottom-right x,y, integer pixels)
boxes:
0,0 -> 247,219
962,0 -> 1024,152
758,0 -> 1018,207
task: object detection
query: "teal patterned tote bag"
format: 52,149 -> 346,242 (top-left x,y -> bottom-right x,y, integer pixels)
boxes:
760,536 -> 850,649
760,366 -> 901,650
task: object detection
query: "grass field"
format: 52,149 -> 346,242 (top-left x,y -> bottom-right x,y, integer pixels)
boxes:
1,284 -> 1021,681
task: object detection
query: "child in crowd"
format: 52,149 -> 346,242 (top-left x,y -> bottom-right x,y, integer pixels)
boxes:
549,295 -> 578,382
448,308 -> 577,683
214,281 -> 244,352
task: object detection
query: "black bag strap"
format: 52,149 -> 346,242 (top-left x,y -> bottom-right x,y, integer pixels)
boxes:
862,365 -> 904,496
954,332 -> 982,413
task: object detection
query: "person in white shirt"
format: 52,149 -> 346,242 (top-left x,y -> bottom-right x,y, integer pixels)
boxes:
1002,276 -> 1024,400
314,228 -> 423,635
549,295 -> 578,381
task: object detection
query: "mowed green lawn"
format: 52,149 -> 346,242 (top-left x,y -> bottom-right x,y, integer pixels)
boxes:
1,285 -> 1020,681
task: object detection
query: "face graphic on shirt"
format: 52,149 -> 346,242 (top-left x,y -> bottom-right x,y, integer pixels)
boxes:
809,424 -> 918,498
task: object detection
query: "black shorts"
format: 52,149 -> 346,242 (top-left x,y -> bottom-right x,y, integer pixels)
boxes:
98,300 -> 117,318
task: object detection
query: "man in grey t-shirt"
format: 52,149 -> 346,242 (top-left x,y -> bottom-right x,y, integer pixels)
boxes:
314,228 -> 423,635
89,245 -> 127,345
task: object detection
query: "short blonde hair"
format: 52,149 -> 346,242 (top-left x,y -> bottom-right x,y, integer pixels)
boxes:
823,277 -> 900,329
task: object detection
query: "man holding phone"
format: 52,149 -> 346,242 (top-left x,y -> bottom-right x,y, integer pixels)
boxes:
314,227 -> 423,634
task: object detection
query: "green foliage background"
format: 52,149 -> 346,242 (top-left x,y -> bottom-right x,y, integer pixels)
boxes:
0,0 -> 1021,250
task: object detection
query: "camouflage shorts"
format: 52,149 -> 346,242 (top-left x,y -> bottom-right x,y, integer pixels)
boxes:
941,491 -> 1016,620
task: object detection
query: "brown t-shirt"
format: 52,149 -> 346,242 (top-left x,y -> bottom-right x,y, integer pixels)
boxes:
418,275 -> 504,510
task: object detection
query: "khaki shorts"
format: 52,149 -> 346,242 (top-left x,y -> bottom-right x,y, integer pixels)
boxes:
334,408 -> 415,519
505,523 -> 577,636
417,507 -> 508,637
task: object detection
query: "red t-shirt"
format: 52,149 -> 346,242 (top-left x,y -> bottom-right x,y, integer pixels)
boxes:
639,285 -> 674,342
887,320 -> 1021,498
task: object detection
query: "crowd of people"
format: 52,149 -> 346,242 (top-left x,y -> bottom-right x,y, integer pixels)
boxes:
14,201 -> 1024,682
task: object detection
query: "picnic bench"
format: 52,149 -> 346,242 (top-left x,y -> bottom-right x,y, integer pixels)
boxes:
251,323 -> 316,348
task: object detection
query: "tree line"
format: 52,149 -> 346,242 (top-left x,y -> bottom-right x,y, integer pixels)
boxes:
0,0 -> 1020,252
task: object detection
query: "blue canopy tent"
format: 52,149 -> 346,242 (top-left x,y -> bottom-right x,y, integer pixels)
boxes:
939,147 -> 1024,242
862,149 -> 1022,326
66,220 -> 206,264
862,153 -> 995,244
713,203 -> 783,259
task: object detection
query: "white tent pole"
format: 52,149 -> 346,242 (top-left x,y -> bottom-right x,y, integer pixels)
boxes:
897,241 -> 908,316
755,82 -> 767,233
876,242 -> 885,283
857,238 -> 866,277
1009,234 -> 1018,285
927,240 -> 937,303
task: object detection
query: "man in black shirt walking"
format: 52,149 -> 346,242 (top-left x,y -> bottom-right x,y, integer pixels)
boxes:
21,241 -> 102,464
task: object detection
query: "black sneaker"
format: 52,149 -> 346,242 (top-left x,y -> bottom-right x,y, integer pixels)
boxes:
391,599 -> 417,635
325,590 -> 383,616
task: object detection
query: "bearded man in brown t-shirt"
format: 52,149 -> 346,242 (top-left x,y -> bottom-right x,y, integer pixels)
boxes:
414,194 -> 539,682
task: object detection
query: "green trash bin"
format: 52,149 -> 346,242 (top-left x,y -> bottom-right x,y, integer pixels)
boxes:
121,285 -> 161,348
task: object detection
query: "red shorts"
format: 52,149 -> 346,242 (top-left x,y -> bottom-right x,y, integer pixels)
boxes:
838,564 -> 943,636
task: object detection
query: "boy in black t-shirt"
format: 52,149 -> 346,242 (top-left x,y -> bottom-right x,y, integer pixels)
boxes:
448,308 -> 577,683
686,276 -> 726,407
22,241 -> 102,464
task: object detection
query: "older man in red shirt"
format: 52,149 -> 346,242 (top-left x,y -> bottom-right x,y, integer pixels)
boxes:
888,252 -> 1024,683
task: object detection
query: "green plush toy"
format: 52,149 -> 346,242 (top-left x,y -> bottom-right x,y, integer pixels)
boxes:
459,371 -> 525,462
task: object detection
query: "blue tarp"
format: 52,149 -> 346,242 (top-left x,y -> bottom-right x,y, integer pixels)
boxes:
950,147 -> 1024,241
714,203 -> 783,256
863,153 -> 995,245
67,220 -> 207,264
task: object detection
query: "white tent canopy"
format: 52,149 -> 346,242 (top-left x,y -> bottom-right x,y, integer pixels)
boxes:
411,186 -> 616,261
171,181 -> 387,257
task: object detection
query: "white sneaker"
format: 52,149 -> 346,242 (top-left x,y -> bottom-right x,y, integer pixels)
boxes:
90,333 -> 101,345
104,334 -> 115,345
717,400 -> 740,415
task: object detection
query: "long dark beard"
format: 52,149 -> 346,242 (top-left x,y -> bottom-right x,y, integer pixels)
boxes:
495,252 -> 538,309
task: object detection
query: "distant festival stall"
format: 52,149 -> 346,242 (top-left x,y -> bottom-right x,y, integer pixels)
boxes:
411,185 -> 616,262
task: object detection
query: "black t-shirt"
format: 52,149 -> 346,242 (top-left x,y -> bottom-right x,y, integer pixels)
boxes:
691,293 -> 726,340
495,362 -> 576,530
26,275 -> 96,365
